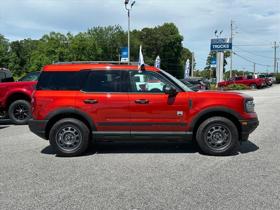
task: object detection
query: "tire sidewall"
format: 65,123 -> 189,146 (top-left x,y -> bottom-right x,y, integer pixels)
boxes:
49,118 -> 89,157
196,117 -> 239,156
8,100 -> 31,125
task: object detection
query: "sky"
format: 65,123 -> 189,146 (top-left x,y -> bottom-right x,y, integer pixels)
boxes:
0,0 -> 280,72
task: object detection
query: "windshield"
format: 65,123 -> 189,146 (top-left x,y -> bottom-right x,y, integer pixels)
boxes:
159,69 -> 193,92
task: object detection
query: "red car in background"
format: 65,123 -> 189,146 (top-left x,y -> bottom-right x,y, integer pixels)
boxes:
218,76 -> 266,89
0,72 -> 40,124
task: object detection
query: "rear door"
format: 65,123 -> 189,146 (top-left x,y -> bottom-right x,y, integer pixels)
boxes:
75,70 -> 130,134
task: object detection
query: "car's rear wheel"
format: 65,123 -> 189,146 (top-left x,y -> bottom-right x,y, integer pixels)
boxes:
250,83 -> 257,89
196,116 -> 239,155
8,100 -> 31,125
49,118 -> 89,157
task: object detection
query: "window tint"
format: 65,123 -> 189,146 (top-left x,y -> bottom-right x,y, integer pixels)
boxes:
37,71 -> 87,90
82,70 -> 127,92
129,71 -> 174,93
235,77 -> 243,81
19,72 -> 40,81
0,72 -> 5,81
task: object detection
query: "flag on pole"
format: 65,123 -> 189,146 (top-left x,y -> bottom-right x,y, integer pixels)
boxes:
184,59 -> 190,79
154,55 -> 161,68
138,45 -> 145,69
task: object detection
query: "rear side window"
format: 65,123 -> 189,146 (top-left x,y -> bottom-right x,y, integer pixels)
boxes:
37,71 -> 88,90
82,70 -> 128,92
0,72 -> 5,81
19,72 -> 40,81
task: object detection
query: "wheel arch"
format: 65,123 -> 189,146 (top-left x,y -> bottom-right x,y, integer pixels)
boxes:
45,108 -> 96,140
189,107 -> 242,140
6,92 -> 31,108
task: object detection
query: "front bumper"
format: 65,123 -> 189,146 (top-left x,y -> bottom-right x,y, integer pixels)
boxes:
28,119 -> 48,140
239,118 -> 259,141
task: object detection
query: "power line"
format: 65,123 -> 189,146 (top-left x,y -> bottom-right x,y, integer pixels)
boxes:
233,44 -> 272,47
234,46 -> 276,60
233,52 -> 271,67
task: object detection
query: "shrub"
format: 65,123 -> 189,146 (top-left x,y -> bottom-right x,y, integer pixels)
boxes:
226,84 -> 250,90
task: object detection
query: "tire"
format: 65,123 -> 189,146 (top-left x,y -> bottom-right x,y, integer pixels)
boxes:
196,116 -> 239,156
8,100 -> 31,125
250,84 -> 257,89
49,118 -> 89,157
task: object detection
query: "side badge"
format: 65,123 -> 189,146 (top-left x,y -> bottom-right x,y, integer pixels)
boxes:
177,111 -> 183,116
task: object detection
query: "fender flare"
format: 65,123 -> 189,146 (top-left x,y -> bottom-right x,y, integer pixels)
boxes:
188,106 -> 243,131
45,107 -> 96,131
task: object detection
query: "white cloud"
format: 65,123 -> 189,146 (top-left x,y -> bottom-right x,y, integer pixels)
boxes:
0,0 -> 279,72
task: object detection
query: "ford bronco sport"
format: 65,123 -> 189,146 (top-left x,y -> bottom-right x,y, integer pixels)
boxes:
29,62 -> 259,156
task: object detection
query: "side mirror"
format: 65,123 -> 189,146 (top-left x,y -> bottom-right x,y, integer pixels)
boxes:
163,85 -> 177,96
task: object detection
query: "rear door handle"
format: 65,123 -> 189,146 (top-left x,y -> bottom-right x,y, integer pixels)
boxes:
135,99 -> 149,104
84,99 -> 98,104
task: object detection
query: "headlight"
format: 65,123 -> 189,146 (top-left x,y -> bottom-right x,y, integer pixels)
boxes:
245,100 -> 255,113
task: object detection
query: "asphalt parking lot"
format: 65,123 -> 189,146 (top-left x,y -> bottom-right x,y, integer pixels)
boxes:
1,85 -> 280,210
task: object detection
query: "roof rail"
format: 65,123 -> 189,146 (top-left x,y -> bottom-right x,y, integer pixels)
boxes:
54,61 -> 139,65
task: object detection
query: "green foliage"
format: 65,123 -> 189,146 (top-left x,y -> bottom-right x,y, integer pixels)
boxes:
0,23 -> 191,78
225,84 -> 250,90
0,34 -> 10,68
276,74 -> 280,84
224,70 -> 253,80
204,51 -> 230,77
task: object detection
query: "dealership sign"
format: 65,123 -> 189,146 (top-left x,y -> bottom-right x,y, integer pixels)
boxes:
210,38 -> 232,52
120,47 -> 128,62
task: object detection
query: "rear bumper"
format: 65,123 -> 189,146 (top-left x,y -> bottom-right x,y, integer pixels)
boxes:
28,119 -> 48,140
240,118 -> 259,141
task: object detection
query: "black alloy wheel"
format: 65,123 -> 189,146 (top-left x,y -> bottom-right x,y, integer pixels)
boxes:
8,100 -> 31,125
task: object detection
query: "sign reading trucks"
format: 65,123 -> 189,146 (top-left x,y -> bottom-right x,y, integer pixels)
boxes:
210,38 -> 232,52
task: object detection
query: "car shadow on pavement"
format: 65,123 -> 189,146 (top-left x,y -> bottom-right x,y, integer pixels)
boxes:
238,140 -> 259,154
41,140 -> 259,157
41,141 -> 199,156
0,125 -> 9,130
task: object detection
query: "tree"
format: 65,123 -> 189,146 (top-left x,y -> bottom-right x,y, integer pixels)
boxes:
1,23 -> 192,78
0,34 -> 10,68
204,51 -> 230,78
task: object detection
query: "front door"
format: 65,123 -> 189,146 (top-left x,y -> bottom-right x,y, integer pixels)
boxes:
128,70 -> 189,135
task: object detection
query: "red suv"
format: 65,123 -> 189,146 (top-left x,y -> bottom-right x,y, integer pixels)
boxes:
29,62 -> 259,156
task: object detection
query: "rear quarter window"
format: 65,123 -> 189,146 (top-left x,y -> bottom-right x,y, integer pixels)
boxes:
37,71 -> 88,90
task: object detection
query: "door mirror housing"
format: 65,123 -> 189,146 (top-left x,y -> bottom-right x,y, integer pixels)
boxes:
163,85 -> 177,96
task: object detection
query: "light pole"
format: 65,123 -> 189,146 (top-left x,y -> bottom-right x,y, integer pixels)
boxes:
124,0 -> 136,64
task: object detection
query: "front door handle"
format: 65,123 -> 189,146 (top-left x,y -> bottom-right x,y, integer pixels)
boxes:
84,99 -> 98,104
135,99 -> 149,104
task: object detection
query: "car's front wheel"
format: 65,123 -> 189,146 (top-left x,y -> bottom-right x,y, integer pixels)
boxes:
49,118 -> 89,157
196,116 -> 239,156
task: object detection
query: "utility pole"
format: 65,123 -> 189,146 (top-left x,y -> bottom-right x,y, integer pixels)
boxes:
277,62 -> 279,74
253,63 -> 256,77
191,52 -> 194,77
124,0 -> 136,65
230,20 -> 233,78
273,41 -> 279,74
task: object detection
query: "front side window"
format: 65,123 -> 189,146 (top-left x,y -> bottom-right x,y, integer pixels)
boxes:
129,71 -> 175,93
82,70 -> 127,92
